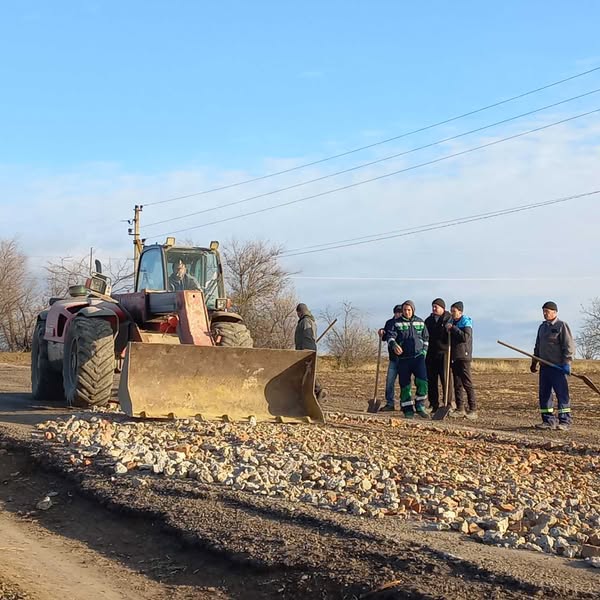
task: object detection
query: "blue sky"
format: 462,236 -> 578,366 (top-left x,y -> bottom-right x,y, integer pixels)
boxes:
1,1 -> 599,355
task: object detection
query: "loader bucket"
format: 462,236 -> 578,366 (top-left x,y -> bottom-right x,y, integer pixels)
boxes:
118,342 -> 325,423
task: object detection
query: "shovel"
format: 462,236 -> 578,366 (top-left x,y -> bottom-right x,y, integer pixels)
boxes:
432,330 -> 453,420
497,340 -> 600,396
367,338 -> 383,413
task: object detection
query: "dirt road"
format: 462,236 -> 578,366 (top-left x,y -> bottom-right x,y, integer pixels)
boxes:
1,362 -> 600,599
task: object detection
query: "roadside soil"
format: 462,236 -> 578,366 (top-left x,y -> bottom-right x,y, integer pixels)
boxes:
1,362 -> 600,599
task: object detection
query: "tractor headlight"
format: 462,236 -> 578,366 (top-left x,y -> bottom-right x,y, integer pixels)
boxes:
215,298 -> 227,310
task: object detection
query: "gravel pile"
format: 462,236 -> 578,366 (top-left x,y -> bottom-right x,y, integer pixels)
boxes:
34,413 -> 600,562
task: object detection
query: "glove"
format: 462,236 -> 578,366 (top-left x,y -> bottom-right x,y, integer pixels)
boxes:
561,363 -> 571,376
530,360 -> 538,373
392,342 -> 403,356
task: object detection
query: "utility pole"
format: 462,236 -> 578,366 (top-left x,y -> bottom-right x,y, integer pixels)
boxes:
89,247 -> 93,274
128,205 -> 144,272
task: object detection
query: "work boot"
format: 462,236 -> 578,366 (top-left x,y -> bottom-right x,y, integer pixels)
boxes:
404,412 -> 415,420
465,410 -> 478,421
316,388 -> 328,402
450,409 -> 466,418
416,409 -> 430,420
556,422 -> 571,431
534,421 -> 556,430
379,405 -> 395,412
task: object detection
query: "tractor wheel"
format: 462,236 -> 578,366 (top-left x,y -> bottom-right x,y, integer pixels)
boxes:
212,321 -> 254,348
31,320 -> 65,403
63,317 -> 115,408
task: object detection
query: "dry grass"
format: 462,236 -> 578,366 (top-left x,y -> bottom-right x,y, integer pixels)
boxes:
318,355 -> 600,375
0,351 -> 30,365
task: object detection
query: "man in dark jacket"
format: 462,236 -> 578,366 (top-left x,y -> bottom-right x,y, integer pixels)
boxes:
168,259 -> 201,291
531,301 -> 575,430
424,298 -> 453,413
386,300 -> 430,419
295,303 -> 327,402
378,305 -> 404,411
446,301 -> 477,419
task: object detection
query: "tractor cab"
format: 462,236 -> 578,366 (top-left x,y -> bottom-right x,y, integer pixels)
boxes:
135,240 -> 228,311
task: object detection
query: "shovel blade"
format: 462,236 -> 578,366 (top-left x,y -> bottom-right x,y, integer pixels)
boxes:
367,398 -> 381,413
431,405 -> 452,421
574,373 -> 600,396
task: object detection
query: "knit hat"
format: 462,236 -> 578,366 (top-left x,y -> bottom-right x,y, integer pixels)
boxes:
542,301 -> 558,311
451,301 -> 464,312
402,300 -> 416,312
393,304 -> 403,313
432,298 -> 446,310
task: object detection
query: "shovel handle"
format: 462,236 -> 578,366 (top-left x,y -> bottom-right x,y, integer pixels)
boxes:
373,338 -> 383,399
496,340 -> 561,369
317,319 -> 337,344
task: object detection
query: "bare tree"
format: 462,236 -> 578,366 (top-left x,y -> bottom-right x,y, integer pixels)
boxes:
0,238 -> 44,351
45,255 -> 134,297
321,302 -> 378,368
577,298 -> 600,359
221,239 -> 298,348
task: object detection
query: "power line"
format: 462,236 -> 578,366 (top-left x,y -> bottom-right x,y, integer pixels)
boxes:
148,108 -> 600,240
144,89 -> 600,229
143,65 -> 600,208
279,190 -> 599,257
290,276 -> 598,282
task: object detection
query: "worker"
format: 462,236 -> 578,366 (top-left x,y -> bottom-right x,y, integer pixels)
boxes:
446,301 -> 477,420
295,303 -> 328,402
378,304 -> 404,411
424,298 -> 453,413
168,259 -> 201,291
530,301 -> 575,430
385,300 -> 430,419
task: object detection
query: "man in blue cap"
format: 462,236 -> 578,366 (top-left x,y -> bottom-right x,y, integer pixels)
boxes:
531,301 -> 575,430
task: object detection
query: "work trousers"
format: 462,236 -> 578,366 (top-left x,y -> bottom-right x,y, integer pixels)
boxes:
426,352 -> 453,411
398,355 -> 428,416
539,365 -> 571,424
384,360 -> 400,408
452,359 -> 476,412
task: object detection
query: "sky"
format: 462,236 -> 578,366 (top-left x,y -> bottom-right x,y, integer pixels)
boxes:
1,1 -> 599,356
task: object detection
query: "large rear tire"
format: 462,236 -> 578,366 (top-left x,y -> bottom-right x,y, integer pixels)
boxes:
31,320 -> 65,403
63,317 -> 115,408
212,321 -> 254,348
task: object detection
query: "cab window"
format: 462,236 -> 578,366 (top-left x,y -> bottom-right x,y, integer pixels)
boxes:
136,248 -> 165,291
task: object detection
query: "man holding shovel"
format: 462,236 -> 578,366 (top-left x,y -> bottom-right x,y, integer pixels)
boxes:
378,305 -> 404,411
425,298 -> 453,414
531,301 -> 575,430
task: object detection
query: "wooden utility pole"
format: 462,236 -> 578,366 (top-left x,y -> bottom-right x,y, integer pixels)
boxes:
128,205 -> 144,272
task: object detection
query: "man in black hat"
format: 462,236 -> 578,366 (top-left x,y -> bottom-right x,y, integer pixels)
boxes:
531,301 -> 575,430
446,301 -> 477,419
425,298 -> 453,413
378,304 -> 404,411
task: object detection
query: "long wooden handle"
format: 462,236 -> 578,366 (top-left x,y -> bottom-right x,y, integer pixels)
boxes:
443,330 -> 452,406
317,319 -> 337,343
496,340 -> 560,369
373,339 -> 383,398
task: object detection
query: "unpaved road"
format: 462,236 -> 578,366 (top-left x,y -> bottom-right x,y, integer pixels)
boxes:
1,362 -> 600,599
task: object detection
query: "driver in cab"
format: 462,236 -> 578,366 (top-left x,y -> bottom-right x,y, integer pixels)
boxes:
168,258 -> 201,291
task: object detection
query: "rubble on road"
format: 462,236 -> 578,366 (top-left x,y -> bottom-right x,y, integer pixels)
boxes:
33,412 -> 600,562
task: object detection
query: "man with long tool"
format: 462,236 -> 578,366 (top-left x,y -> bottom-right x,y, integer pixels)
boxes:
425,298 -> 453,414
447,301 -> 477,420
295,303 -> 328,402
531,301 -> 575,430
378,305 -> 404,411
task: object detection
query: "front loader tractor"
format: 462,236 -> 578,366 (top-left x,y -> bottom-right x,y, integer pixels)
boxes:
31,240 -> 323,423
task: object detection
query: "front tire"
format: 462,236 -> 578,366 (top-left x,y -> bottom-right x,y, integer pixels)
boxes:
63,317 -> 115,408
212,321 -> 254,348
31,320 -> 64,402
